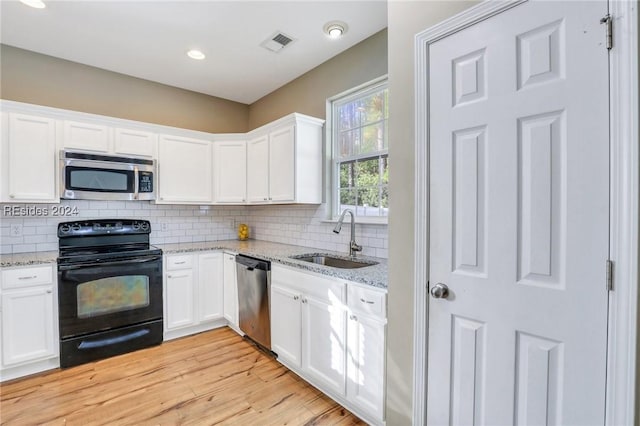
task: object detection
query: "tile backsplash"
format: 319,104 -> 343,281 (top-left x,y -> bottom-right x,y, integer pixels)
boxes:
0,201 -> 388,258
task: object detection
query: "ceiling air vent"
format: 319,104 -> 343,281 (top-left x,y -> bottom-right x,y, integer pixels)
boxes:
261,31 -> 295,53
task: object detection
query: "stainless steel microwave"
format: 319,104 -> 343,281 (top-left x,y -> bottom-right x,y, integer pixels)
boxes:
60,150 -> 155,201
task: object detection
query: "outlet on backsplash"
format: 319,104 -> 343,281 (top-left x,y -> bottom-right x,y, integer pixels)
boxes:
11,224 -> 23,237
160,223 -> 169,232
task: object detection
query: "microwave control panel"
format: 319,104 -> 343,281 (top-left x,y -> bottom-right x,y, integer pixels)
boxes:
139,172 -> 153,193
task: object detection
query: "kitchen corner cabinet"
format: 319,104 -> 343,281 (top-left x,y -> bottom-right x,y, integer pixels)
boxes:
0,264 -> 59,381
164,252 -> 225,340
246,114 -> 324,204
213,139 -> 247,203
223,252 -> 239,328
1,112 -> 58,203
157,135 -> 213,204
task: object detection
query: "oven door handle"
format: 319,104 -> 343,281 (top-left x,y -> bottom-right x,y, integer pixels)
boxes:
77,328 -> 150,350
134,166 -> 139,200
58,255 -> 161,271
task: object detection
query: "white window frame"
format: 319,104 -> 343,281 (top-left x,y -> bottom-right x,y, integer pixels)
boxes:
326,75 -> 389,224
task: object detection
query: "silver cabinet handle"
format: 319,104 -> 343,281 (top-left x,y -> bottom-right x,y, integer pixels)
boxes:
46,290 -> 52,294
18,275 -> 37,280
350,314 -> 358,321
174,261 -> 186,265
430,283 -> 450,299
360,298 -> 375,305
168,273 -> 189,279
293,295 -> 299,300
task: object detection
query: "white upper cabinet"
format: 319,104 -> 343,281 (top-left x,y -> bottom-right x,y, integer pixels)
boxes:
114,128 -> 156,158
246,114 -> 324,205
213,139 -> 247,203
247,134 -> 270,202
64,120 -> 156,158
63,120 -> 110,152
157,134 -> 213,204
268,125 -> 296,202
1,112 -> 58,203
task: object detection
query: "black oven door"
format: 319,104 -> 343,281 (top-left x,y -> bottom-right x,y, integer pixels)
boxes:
58,255 -> 163,339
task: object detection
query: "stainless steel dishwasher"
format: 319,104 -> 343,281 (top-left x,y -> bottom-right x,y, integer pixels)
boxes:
236,255 -> 271,350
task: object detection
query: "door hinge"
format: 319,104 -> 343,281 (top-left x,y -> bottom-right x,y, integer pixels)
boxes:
606,259 -> 614,291
600,14 -> 613,50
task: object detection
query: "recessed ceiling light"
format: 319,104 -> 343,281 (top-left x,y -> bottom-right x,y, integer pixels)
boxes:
324,21 -> 348,39
187,49 -> 205,60
20,0 -> 46,9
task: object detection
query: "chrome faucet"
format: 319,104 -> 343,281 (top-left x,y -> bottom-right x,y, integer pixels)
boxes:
333,209 -> 362,258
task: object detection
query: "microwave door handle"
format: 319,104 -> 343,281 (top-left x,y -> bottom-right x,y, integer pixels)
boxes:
134,166 -> 139,200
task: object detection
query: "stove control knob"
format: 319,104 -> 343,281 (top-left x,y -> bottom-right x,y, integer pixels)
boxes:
59,224 -> 71,234
71,223 -> 81,232
141,222 -> 150,231
132,222 -> 141,230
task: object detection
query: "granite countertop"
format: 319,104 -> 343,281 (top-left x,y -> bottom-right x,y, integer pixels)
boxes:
0,251 -> 58,268
157,240 -> 388,289
0,240 -> 388,289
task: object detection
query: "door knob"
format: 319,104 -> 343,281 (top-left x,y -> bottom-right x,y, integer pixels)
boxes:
430,283 -> 449,299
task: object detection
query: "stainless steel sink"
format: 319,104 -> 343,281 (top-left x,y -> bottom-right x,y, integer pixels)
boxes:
290,254 -> 378,269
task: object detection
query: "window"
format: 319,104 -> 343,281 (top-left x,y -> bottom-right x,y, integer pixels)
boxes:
331,78 -> 389,219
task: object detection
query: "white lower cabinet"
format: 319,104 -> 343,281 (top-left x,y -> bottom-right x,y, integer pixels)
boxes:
271,284 -> 302,367
223,252 -> 239,329
0,264 -> 59,382
198,252 -> 224,322
164,252 -> 225,340
302,293 -> 347,395
271,264 -> 386,426
346,284 -> 387,423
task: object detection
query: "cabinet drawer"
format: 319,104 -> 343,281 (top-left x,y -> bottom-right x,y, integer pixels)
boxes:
348,285 -> 387,319
2,265 -> 53,289
272,264 -> 345,304
165,254 -> 193,271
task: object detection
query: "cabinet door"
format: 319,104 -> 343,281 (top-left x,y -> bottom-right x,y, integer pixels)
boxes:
271,284 -> 302,368
63,120 -> 110,152
114,128 -> 156,158
223,253 -> 238,326
157,135 -> 212,203
268,125 -> 295,202
302,294 -> 347,396
5,113 -> 57,202
198,253 -> 223,322
246,134 -> 269,203
214,140 -> 246,203
347,313 -> 386,421
1,287 -> 56,366
165,270 -> 195,330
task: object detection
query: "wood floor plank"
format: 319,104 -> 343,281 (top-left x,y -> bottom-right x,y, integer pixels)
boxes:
0,327 -> 366,426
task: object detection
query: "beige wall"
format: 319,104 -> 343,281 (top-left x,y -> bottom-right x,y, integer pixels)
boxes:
386,2 -> 477,425
0,44 -> 249,133
248,29 -> 387,129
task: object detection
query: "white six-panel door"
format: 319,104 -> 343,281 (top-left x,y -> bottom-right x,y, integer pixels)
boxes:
427,1 -> 609,424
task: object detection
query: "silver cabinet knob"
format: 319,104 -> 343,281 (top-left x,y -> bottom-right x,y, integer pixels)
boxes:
430,283 -> 449,299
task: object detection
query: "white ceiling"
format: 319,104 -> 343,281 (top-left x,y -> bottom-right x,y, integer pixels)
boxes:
0,1 -> 387,104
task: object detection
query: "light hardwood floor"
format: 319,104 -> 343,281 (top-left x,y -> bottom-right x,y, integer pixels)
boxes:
0,327 -> 366,425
